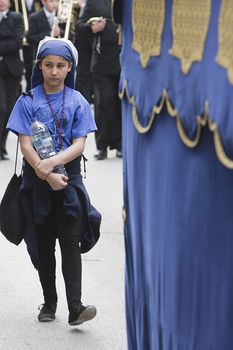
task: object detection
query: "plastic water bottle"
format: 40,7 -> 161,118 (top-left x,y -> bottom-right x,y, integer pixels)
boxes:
31,120 -> 67,176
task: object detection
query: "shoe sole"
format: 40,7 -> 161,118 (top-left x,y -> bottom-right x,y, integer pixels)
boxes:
38,316 -> 55,322
94,153 -> 107,160
69,306 -> 97,326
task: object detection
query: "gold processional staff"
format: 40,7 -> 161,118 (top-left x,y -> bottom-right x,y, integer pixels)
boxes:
14,0 -> 29,44
56,0 -> 75,39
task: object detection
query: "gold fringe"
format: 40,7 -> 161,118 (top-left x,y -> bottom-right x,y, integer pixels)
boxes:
119,79 -> 233,169
208,119 -> 233,169
122,207 -> 126,224
117,25 -> 122,46
164,91 -> 206,148
120,80 -> 165,133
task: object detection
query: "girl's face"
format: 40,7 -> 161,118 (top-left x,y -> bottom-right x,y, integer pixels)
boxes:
39,55 -> 72,93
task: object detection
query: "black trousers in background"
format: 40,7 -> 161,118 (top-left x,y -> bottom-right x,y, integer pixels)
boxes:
0,60 -> 21,155
93,73 -> 122,151
75,35 -> 93,104
36,191 -> 82,310
22,44 -> 33,91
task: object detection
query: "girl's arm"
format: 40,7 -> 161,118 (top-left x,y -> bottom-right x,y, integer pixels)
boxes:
19,134 -> 68,190
34,137 -> 86,179
19,134 -> 41,169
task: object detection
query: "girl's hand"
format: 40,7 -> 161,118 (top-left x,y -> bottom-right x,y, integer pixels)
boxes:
45,172 -> 68,191
35,158 -> 56,180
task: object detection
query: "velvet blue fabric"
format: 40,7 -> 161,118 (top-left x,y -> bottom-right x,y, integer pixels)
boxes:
115,0 -> 233,348
123,104 -> 233,350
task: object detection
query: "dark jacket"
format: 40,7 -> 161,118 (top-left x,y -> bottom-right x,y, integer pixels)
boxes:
20,157 -> 101,269
27,8 -> 64,58
0,11 -> 24,78
76,0 -> 121,75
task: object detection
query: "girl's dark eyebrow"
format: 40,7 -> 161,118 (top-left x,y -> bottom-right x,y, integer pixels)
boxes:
44,62 -> 66,64
43,57 -> 67,63
43,60 -> 66,63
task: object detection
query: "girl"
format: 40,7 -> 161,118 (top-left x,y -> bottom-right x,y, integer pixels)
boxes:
7,37 -> 101,326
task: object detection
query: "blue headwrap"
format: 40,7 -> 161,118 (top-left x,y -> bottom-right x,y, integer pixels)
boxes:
31,37 -> 78,89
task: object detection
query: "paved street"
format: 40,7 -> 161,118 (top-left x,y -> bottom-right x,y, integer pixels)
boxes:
0,131 -> 126,350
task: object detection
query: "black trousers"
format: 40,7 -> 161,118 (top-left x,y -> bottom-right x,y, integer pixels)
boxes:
35,191 -> 82,310
0,60 -> 21,155
93,73 -> 122,151
22,45 -> 33,91
75,35 -> 93,104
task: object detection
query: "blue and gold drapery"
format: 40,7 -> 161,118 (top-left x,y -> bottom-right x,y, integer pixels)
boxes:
114,0 -> 233,169
114,2 -> 233,349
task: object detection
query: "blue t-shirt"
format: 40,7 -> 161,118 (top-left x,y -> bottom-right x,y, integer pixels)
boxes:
7,84 -> 97,151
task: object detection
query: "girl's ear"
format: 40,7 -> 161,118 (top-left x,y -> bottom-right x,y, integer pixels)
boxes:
68,62 -> 72,72
38,60 -> 42,70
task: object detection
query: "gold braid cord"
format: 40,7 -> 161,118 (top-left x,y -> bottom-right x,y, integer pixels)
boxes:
216,0 -> 233,84
132,0 -> 165,68
120,81 -> 233,170
170,0 -> 211,74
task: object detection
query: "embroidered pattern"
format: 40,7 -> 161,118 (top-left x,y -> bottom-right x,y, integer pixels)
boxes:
216,0 -> 233,84
132,0 -> 165,68
170,0 -> 211,74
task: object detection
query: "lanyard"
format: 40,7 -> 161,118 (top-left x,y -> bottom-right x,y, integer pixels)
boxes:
43,86 -> 66,151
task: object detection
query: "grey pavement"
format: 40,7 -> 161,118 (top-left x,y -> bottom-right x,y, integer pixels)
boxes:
0,132 -> 127,350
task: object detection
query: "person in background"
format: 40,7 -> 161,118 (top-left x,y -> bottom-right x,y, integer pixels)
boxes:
27,0 -> 63,62
77,0 -> 122,160
74,0 -> 93,104
11,0 -> 42,91
0,0 -> 24,160
7,37 -> 101,325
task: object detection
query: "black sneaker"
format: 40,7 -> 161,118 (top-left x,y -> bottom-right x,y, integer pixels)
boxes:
68,303 -> 97,326
94,149 -> 107,160
38,302 -> 57,322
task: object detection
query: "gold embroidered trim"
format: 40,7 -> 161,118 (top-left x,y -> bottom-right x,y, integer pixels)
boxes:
216,0 -> 233,84
170,0 -> 211,74
122,207 -> 126,224
119,80 -> 233,169
120,81 -> 165,133
165,92 -> 207,148
207,112 -> 233,169
132,0 -> 165,68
